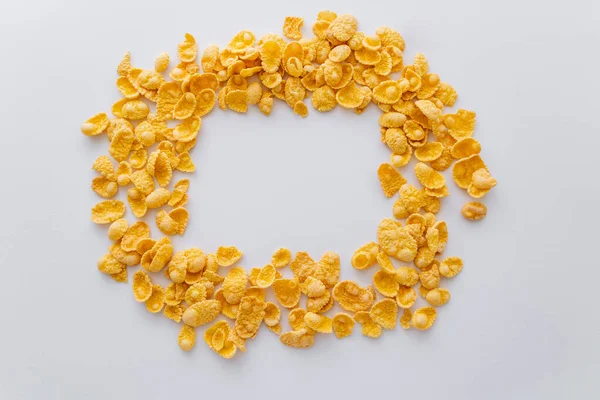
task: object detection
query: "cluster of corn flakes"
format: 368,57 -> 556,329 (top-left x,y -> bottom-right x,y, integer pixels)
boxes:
82,11 -> 496,358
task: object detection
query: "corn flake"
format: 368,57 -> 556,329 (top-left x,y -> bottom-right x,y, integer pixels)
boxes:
182,299 -> 221,327
280,329 -> 315,349
235,296 -> 266,339
271,248 -> 292,268
145,284 -> 165,313
412,306 -> 436,330
370,298 -> 397,329
273,278 -> 301,308
91,200 -> 125,224
222,267 -> 248,304
461,201 -> 487,221
332,281 -> 375,312
425,288 -> 450,307
216,246 -> 243,267
377,163 -> 407,198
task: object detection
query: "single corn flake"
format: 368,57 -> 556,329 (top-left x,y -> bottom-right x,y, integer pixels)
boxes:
425,288 -> 451,307
354,311 -> 383,339
283,16 -> 304,40
370,298 -> 398,329
377,163 -> 407,198
256,264 -> 276,288
400,309 -> 413,329
178,325 -> 196,351
332,313 -> 355,339
81,113 -> 109,136
216,246 -> 243,267
451,137 -> 481,159
332,281 -> 375,312
415,142 -> 444,162
461,201 -> 487,220
271,248 -> 292,268
280,329 -> 315,349
419,263 -> 441,289
351,242 -> 380,270
120,221 -> 150,252
312,85 -> 337,112
439,256 -> 463,278
222,267 -> 248,304
91,200 -> 125,224
395,266 -> 420,287
415,162 -> 446,189
178,33 -> 198,63
304,312 -> 333,333
263,302 -> 281,327
235,296 -> 266,339
185,283 -> 207,305
108,218 -> 128,241
154,52 -> 170,72
164,304 -> 185,323
205,321 -> 237,358
290,251 -> 317,283
145,284 -> 166,313
373,270 -> 399,297
444,109 -> 476,140
182,300 -> 221,327
272,278 -> 301,308
396,285 -> 417,308
412,306 -> 437,330
452,154 -> 487,189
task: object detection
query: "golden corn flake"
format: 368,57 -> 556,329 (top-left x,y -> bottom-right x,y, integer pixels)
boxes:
109,240 -> 140,266
394,266 -> 419,287
373,81 -> 402,104
419,262 -> 440,289
461,201 -> 487,221
222,267 -> 248,304
452,154 -> 487,189
390,147 -> 412,168
205,321 -> 237,358
415,162 -> 446,190
412,306 -> 436,330
444,109 -> 476,140
283,16 -> 304,40
290,251 -> 317,283
312,251 -> 340,287
451,137 -> 481,159
379,112 -> 407,128
107,218 -> 128,241
312,85 -> 337,112
165,282 -> 187,306
177,33 -> 198,63
273,278 -> 301,308
164,304 -> 184,323
377,163 -> 407,198
182,299 -> 221,327
373,270 -> 399,297
235,296 -> 266,339
145,284 -> 165,313
214,288 -> 239,319
141,237 -> 173,272
301,276 -> 327,298
293,101 -> 309,117
351,241 -> 380,270
400,308 -> 412,329
354,311 -> 382,339
306,291 -> 331,313
178,325 -> 196,351
97,253 -> 125,275
376,252 -> 396,274
271,247 -> 292,268
256,264 -> 276,288
415,142 -> 444,162
216,246 -> 243,267
370,298 -> 397,330
332,313 -> 354,339
439,256 -> 463,278
185,283 -> 207,305
120,221 -> 150,252
425,288 -> 450,307
81,113 -> 109,136
263,302 -> 281,327
435,82 -> 458,106
280,329 -> 315,349
336,82 -> 365,109
91,200 -> 125,224
332,281 -> 375,312
304,312 -> 332,333
396,285 -> 417,308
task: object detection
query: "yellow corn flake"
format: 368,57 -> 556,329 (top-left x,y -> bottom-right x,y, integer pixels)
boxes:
109,240 -> 141,266
351,241 -> 380,270
140,237 -> 173,272
235,296 -> 266,339
91,200 -> 125,224
263,302 -> 281,327
117,51 -> 131,77
425,288 -> 450,307
107,218 -> 128,241
439,256 -> 463,278
185,283 -> 207,305
108,124 -> 134,162
214,289 -> 239,319
312,85 -> 337,112
461,201 -> 487,221
116,76 -> 139,100
301,276 -> 327,298
221,267 -> 248,305
379,112 -> 407,128
145,284 -> 165,313
153,52 -> 169,73
444,109 -> 476,140
419,262 -> 440,289
130,271 -> 152,303
271,248 -> 292,268
204,320 -> 237,358
172,92 -> 196,120
370,298 -> 398,329
452,154 -> 487,189
81,112 -> 110,136
450,137 -> 481,159
254,264 -> 276,289
332,281 -> 375,312
415,162 -> 446,190
293,101 -> 309,118
165,281 -> 187,306
311,251 -> 340,287
376,252 -> 396,274
175,152 -> 195,173
283,16 -> 304,40
400,308 -> 412,329
182,299 -> 221,327
303,312 -> 332,333
273,278 -> 301,308
469,167 -> 496,193
396,285 -> 417,308
223,89 -> 247,113
331,313 -> 355,339
280,329 -> 315,348
177,33 -> 197,63
127,188 -> 147,218
306,291 -> 331,313
414,142 -> 444,162
412,306 -> 437,330
245,286 -> 266,302
156,208 -> 188,236
216,246 -> 243,267
289,251 -> 317,283
377,163 -> 407,198
390,146 -> 412,168
373,270 -> 399,297
97,253 -> 125,275
415,246 -> 435,269
435,82 -> 458,106
335,82 -> 365,109
373,81 -> 402,104
260,40 -> 282,74
172,116 -> 201,144
177,325 -> 196,351
258,91 -> 274,116
164,304 -> 184,323
145,188 -> 170,209
354,311 -> 383,338
395,266 -> 420,287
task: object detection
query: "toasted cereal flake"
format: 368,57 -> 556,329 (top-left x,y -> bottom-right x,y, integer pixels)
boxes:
263,302 -> 281,327
435,82 -> 458,106
377,163 -> 407,198
332,281 -> 375,312
415,162 -> 446,190
165,282 -> 187,306
400,309 -> 413,329
272,278 -> 301,308
145,188 -> 170,209
354,311 -> 383,338
452,154 -> 487,189
373,270 -> 399,297
290,252 -> 317,283
182,300 -> 221,327
164,304 -> 184,323
451,137 -> 481,159
178,325 -> 196,351
235,296 -> 266,338
419,263 -> 440,289
415,247 -> 435,269
288,308 -> 309,331
415,142 -> 444,162
306,291 -> 331,313
379,112 -> 407,128
332,313 -> 355,339
412,306 -> 436,330
336,82 -> 365,109
373,81 -> 402,104
205,321 -> 237,358
390,147 -> 412,168
301,276 -> 327,298
304,312 -> 332,333
140,237 -> 173,272
376,252 -> 396,274
439,256 -> 463,278
130,271 -> 152,302
216,246 -> 243,267
396,285 -> 417,308
283,16 -> 304,40
260,41 -> 282,74
280,329 -> 315,349
127,188 -> 147,218
109,240 -> 141,266
156,210 -> 178,236
177,33 -> 198,63
154,52 -> 170,72
172,116 -> 201,143
312,85 -> 337,112
329,14 -> 358,42
214,289 -> 239,319
108,125 -> 134,162
91,200 -> 125,224
116,76 -> 139,99
351,242 -> 380,270
256,264 -> 276,288
293,101 -> 309,117
471,168 -> 497,190
461,201 -> 487,220
97,253 -> 125,275
395,266 -> 420,287
425,288 -> 450,307
119,222 -> 149,252
185,283 -> 207,305
312,251 -> 340,287
222,267 -> 248,304
245,286 -> 266,302
109,268 -> 128,283
271,248 -> 292,268
444,109 -> 476,140
370,298 -> 398,329
108,218 -> 128,241
145,284 -> 165,313
117,51 -> 131,77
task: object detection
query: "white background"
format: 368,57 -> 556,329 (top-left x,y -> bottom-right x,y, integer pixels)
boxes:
1,0 -> 599,398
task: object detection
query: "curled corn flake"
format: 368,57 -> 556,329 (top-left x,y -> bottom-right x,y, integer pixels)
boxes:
108,125 -> 134,162
351,242 -> 380,270
380,112 -> 407,128
373,81 -> 402,104
225,89 -> 248,113
288,308 -> 309,331
146,188 -> 171,209
377,163 -> 407,198
116,77 -> 139,99
271,248 -> 292,268
216,246 -> 243,267
178,33 -> 198,62
178,325 -> 196,351
415,162 -> 446,190
256,264 -> 276,288
154,52 -> 169,72
280,329 -> 315,349
182,299 -> 221,327
373,270 -> 399,297
396,285 -> 417,308
332,281 -> 375,312
461,201 -> 487,221
452,154 -> 487,189
312,85 -> 336,112
390,147 -> 412,168
332,313 -> 355,339
415,142 -> 444,162
165,282 -> 187,306
164,304 -> 184,323
214,289 -> 239,319
336,82 -> 365,109
301,276 -> 327,298
444,109 -> 476,140
145,284 -> 166,313
109,240 -> 141,266
127,188 -> 147,218
81,113 -> 109,136
395,266 -> 420,287
400,309 -> 412,329
131,271 -> 152,303
173,92 -> 197,120
235,296 -> 266,339
245,286 -> 266,302
306,291 -> 331,313
304,312 -> 332,333
370,298 -> 398,329
412,306 -> 437,330
97,253 -> 125,275
120,221 -> 150,252
108,218 -> 128,241
451,137 -> 481,159
354,311 -> 382,338
419,262 -> 440,289
283,16 -> 304,40
313,251 -> 340,288
435,82 -> 458,106
260,41 -> 282,74
273,278 -> 301,308
91,200 -> 125,224
205,321 -> 237,358
290,252 -> 317,283
264,302 -> 281,327
329,14 -> 358,42
376,252 -> 395,274
185,283 -> 207,305
110,268 -> 128,283
141,237 -> 173,272
222,267 -> 248,304
439,256 -> 463,278
426,288 -> 450,307
415,247 -> 435,269
173,116 -> 201,143
293,101 -> 309,118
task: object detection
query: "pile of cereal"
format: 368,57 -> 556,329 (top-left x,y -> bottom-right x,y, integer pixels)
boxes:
82,11 -> 496,358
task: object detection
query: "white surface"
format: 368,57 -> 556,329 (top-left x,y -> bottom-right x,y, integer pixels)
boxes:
1,0 -> 599,398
